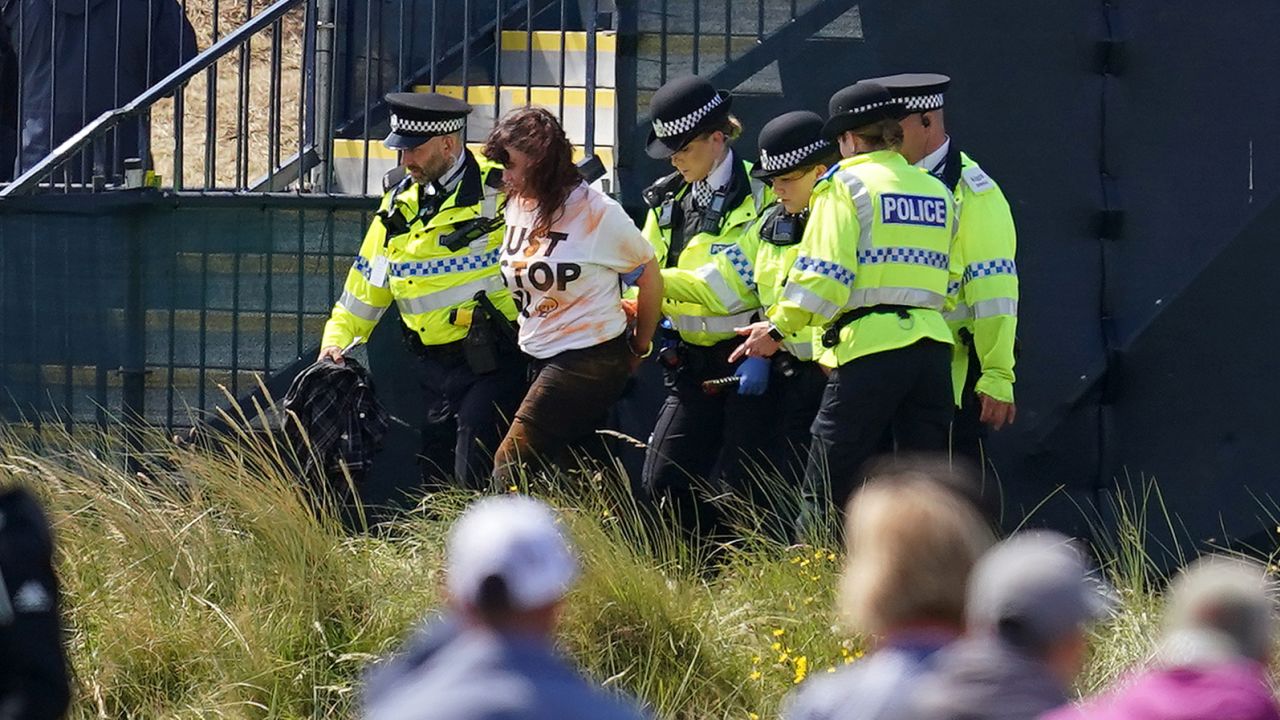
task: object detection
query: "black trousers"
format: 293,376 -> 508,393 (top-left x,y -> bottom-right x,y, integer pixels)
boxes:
754,356 -> 828,539
951,339 -> 986,467
417,341 -> 528,490
641,338 -> 777,540
802,339 -> 954,529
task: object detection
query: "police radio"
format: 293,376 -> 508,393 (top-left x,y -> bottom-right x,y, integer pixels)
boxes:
695,190 -> 730,235
439,217 -> 498,252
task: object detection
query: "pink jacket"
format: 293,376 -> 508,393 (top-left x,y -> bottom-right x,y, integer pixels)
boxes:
1043,662 -> 1280,720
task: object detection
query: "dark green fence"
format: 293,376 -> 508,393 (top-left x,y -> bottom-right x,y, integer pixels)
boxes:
0,192 -> 371,432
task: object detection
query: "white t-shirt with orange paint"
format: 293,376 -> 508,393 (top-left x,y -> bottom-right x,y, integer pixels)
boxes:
499,183 -> 654,359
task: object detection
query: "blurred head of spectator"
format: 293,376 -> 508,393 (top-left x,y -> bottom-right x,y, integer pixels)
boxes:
905,531 -> 1111,720
362,496 -> 648,720
966,531 -> 1111,686
783,458 -> 995,720
840,468 -> 995,640
1157,555 -> 1274,667
444,494 -> 579,637
1044,555 -> 1280,720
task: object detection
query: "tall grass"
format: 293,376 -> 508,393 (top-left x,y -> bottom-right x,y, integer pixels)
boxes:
0,425 -> 1250,718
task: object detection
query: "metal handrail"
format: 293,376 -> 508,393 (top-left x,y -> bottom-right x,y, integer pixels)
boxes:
0,0 -> 307,198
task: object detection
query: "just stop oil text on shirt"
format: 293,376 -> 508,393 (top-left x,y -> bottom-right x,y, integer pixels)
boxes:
499,183 -> 654,359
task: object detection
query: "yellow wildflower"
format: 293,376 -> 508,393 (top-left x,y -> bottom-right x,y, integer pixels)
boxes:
793,655 -> 808,684
771,641 -> 782,651
749,670 -> 762,681
772,628 -> 785,637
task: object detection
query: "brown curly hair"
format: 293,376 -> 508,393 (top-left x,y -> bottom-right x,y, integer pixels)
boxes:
483,106 -> 582,239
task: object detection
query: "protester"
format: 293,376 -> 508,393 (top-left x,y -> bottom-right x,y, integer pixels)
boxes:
904,531 -> 1110,720
362,495 -> 649,720
783,458 -> 995,720
483,107 -> 662,483
1043,555 -> 1280,720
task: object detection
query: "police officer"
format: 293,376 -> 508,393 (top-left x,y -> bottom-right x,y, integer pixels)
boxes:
361,496 -> 648,720
718,111 -> 840,534
736,82 -> 959,525
319,93 -> 526,489
638,75 -> 775,539
867,73 -> 1019,466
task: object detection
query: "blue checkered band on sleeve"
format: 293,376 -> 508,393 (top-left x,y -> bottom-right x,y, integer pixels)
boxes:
392,250 -> 501,277
963,258 -> 1018,283
353,255 -> 373,280
794,256 -> 856,286
713,243 -> 758,291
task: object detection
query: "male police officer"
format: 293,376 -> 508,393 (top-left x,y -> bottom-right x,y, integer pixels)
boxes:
735,82 -> 959,525
319,93 -> 526,489
868,73 -> 1019,465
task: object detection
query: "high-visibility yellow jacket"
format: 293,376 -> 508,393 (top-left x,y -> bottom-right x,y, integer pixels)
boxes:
640,155 -> 773,346
321,151 -> 517,349
767,149 -> 960,368
944,151 -> 1018,404
750,206 -> 821,361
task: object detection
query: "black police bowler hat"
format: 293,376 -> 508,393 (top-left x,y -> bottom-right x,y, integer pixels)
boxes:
865,73 -> 952,113
751,110 -> 838,180
821,81 -> 906,141
645,75 -> 733,159
384,92 -> 472,150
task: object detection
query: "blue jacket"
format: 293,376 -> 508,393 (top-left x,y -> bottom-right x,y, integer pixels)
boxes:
362,619 -> 649,720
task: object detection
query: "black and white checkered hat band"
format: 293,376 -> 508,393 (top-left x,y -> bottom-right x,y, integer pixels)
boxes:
652,93 -> 725,138
842,99 -> 895,118
391,113 -> 466,136
760,139 -> 831,171
902,93 -> 945,111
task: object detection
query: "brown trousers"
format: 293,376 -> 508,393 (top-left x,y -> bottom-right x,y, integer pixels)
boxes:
492,334 -> 633,483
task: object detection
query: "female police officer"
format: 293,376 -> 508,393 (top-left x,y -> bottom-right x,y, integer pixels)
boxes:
638,75 -> 774,540
735,82 -> 960,530
741,111 -> 840,531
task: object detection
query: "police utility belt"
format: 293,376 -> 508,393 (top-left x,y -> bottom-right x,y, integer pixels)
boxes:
821,305 -> 914,348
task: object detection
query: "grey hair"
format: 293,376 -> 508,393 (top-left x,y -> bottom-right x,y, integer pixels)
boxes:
1158,555 -> 1276,666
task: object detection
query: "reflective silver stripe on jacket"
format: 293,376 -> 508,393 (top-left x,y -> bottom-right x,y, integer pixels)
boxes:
783,284 -> 843,319
396,276 -> 505,315
784,338 -> 815,361
836,168 -> 875,252
972,297 -> 1017,319
338,290 -> 388,322
846,287 -> 947,311
667,309 -> 759,334
696,262 -> 755,313
945,297 -> 1018,322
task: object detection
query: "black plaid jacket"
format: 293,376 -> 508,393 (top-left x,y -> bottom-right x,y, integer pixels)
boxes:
282,357 -> 389,479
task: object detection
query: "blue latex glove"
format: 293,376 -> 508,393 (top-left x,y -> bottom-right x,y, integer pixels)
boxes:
734,356 -> 771,396
619,265 -> 644,287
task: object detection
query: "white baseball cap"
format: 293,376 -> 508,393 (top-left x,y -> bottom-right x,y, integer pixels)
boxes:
446,495 -> 579,612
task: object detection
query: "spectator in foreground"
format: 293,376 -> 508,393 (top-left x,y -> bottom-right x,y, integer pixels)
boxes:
783,461 -> 996,720
361,495 -> 648,720
904,531 -> 1111,720
1044,555 -> 1280,720
0,485 -> 72,720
